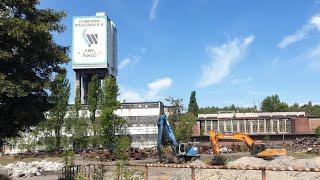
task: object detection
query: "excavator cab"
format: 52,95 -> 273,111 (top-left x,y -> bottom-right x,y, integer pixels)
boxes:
251,143 -> 267,156
175,143 -> 200,163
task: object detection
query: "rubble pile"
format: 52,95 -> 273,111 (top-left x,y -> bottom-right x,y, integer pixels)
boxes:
198,144 -> 212,154
229,156 -> 320,169
291,137 -> 320,154
81,150 -> 116,161
0,160 -> 62,177
128,147 -> 157,160
81,147 -> 158,161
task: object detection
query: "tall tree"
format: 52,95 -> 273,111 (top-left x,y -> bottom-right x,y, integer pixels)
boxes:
100,77 -> 123,147
87,74 -> 100,138
175,112 -> 196,142
65,86 -> 88,149
165,97 -> 196,141
261,95 -> 289,112
49,70 -> 70,150
0,0 -> 69,140
188,91 -> 199,116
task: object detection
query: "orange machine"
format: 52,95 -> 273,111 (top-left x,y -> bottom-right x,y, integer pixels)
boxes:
209,130 -> 286,164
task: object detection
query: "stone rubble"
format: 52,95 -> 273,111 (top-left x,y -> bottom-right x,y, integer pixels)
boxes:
0,160 -> 63,177
228,156 -> 320,169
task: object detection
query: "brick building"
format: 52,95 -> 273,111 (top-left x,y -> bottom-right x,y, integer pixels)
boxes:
194,112 -> 320,137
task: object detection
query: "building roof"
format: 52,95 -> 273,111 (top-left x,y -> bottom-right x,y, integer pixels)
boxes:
198,112 -> 306,119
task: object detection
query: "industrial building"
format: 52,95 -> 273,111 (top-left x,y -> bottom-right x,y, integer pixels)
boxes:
115,101 -> 164,148
193,112 -> 320,140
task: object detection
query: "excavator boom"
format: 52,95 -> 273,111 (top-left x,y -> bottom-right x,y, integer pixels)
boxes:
209,130 -> 287,160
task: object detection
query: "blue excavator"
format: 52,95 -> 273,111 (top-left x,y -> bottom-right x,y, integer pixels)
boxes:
156,114 -> 200,163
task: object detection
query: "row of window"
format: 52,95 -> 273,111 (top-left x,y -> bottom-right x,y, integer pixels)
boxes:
201,119 -> 293,133
121,116 -> 159,127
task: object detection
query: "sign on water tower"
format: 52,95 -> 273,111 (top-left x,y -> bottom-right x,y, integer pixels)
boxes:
72,16 -> 107,69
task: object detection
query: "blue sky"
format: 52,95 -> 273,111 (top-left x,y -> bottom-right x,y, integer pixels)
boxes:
39,0 -> 320,107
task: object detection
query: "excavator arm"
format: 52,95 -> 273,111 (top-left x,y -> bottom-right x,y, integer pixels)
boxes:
209,130 -> 255,156
209,130 -> 286,159
157,114 -> 178,161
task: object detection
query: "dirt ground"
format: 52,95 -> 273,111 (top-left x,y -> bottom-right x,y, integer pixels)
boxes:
2,152 -> 320,180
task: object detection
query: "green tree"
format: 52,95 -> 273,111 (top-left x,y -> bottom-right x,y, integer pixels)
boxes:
261,95 -> 289,112
290,103 -> 300,111
48,70 -> 70,150
165,97 -> 184,132
0,0 -> 69,140
87,75 -> 100,140
165,97 -> 196,141
175,112 -> 196,142
100,77 -> 124,147
65,86 -> 88,149
188,91 -> 199,116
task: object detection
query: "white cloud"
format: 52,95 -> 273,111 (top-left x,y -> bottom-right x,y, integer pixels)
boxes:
278,14 -> 320,48
198,35 -> 255,88
118,56 -> 141,70
118,58 -> 131,69
119,77 -> 172,102
305,45 -> 320,70
119,90 -> 144,102
150,0 -> 159,21
146,77 -> 172,99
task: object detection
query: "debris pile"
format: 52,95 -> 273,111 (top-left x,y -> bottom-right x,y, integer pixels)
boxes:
228,156 -> 320,169
291,137 -> 320,154
81,150 -> 115,161
198,144 -> 212,154
81,147 -> 158,161
1,160 -> 62,177
128,147 -> 157,160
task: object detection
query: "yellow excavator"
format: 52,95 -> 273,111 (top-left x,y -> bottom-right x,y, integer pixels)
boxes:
209,130 -> 287,165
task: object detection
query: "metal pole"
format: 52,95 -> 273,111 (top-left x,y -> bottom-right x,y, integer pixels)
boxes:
262,169 -> 266,180
191,167 -> 195,180
145,165 -> 148,180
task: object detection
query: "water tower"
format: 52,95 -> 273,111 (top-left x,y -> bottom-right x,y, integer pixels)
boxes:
72,12 -> 117,104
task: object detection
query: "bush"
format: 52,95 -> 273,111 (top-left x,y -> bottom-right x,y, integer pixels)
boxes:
315,126 -> 320,138
114,136 -> 131,159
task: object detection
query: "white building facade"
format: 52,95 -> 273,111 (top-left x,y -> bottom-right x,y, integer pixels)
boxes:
115,102 -> 164,148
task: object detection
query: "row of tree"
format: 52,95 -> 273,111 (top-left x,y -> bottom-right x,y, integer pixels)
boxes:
8,71 -> 126,151
199,94 -> 320,117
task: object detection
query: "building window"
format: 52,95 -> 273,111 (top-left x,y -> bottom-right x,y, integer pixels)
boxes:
246,120 -> 251,133
259,119 -> 264,133
212,121 -> 218,131
252,120 -> 258,133
206,120 -> 212,132
219,120 -> 225,132
232,120 -> 238,132
286,119 -> 293,133
226,120 -> 232,132
279,119 -> 285,132
266,119 -> 271,133
272,119 -> 278,133
239,120 -> 245,133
